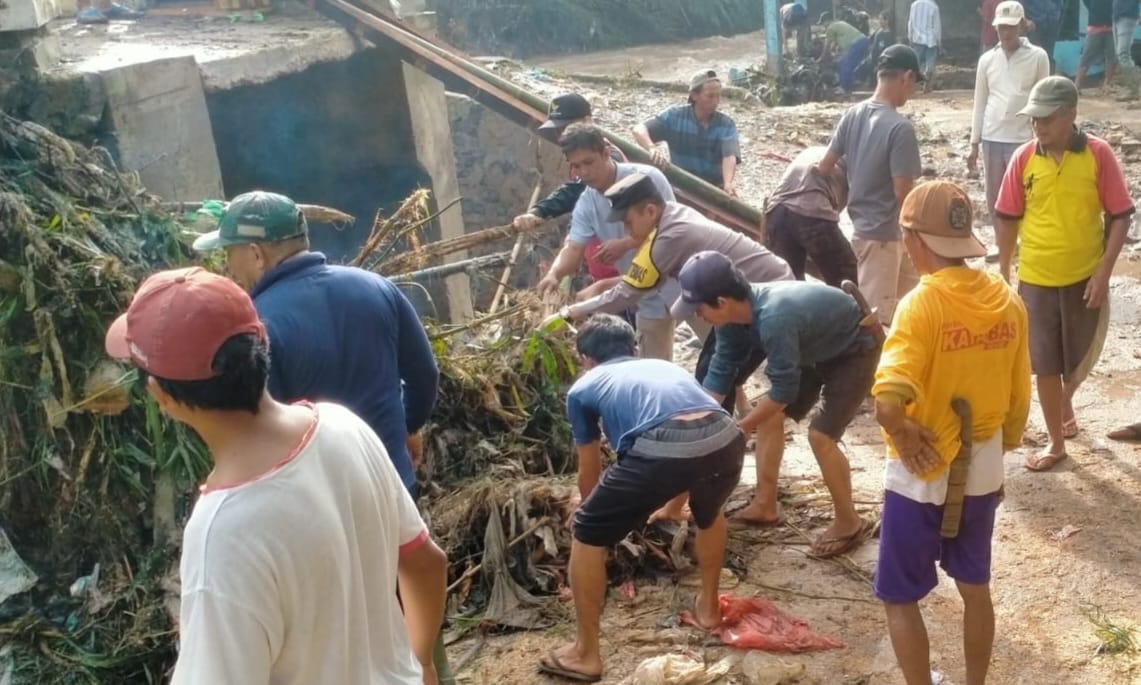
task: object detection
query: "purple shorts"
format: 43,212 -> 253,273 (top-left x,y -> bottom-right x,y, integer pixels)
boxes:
874,490 -> 1000,604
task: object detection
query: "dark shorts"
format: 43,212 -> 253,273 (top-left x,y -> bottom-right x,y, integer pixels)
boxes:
572,418 -> 746,548
1080,29 -> 1118,69
1019,278 -> 1107,379
874,490 -> 1001,604
783,343 -> 879,440
695,327 -> 767,413
765,205 -> 858,288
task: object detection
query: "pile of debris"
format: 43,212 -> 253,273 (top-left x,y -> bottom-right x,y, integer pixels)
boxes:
0,113 -> 204,682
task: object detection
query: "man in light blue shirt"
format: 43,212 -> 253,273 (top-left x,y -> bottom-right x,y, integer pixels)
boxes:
538,313 -> 744,683
537,124 -> 683,360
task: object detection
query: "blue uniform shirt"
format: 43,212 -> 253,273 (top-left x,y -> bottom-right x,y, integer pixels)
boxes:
251,252 -> 439,491
566,357 -> 725,452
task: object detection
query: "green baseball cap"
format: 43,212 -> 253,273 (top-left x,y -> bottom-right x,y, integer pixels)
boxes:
192,191 -> 307,252
1018,76 -> 1078,118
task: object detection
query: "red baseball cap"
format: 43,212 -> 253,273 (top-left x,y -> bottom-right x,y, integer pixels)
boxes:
105,267 -> 265,381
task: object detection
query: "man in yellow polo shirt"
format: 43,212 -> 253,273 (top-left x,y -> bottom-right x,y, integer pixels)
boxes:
874,180 -> 1031,685
994,76 -> 1134,471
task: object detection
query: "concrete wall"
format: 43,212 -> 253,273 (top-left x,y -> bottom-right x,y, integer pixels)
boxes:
100,56 -> 223,202
448,93 -> 566,232
402,62 -> 473,322
207,48 -> 472,321
447,93 -> 568,308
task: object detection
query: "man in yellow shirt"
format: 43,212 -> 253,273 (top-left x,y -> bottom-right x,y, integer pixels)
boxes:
994,76 -> 1134,470
874,181 -> 1031,685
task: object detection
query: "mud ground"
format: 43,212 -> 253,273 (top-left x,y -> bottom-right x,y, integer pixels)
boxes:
450,36 -> 1141,685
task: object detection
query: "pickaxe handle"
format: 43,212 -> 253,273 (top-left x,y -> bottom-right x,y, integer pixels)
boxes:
841,280 -> 886,345
940,398 -> 973,539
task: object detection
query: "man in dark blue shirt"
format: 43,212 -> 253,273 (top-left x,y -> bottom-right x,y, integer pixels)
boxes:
194,191 -> 451,680
193,191 -> 440,495
539,314 -> 744,683
673,251 -> 878,558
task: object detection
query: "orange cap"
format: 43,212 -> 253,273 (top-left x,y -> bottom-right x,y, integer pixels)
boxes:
900,181 -> 987,259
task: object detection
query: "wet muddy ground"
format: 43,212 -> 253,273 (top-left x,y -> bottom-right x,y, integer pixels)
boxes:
453,38 -> 1141,685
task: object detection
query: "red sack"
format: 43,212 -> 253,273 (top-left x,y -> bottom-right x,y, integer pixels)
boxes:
683,594 -> 846,653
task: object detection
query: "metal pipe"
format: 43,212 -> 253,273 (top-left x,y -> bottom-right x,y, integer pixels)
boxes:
388,251 -> 511,282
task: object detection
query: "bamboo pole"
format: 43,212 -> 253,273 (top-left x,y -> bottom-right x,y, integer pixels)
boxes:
377,222 -> 519,274
488,181 -> 542,315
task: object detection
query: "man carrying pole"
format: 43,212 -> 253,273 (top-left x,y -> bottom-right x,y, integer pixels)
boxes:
873,181 -> 1031,685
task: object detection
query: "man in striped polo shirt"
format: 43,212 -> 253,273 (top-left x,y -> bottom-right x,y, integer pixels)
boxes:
632,70 -> 741,196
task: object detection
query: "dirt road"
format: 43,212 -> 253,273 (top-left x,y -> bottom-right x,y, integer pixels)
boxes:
448,39 -> 1141,685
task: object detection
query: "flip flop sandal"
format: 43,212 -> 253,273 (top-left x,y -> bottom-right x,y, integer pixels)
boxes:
1107,423 -> 1141,442
537,651 -> 601,683
809,519 -> 872,559
1062,418 -> 1079,439
1024,451 -> 1068,472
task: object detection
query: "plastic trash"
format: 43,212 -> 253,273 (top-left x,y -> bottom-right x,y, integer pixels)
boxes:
682,594 -> 845,653
0,527 -> 37,608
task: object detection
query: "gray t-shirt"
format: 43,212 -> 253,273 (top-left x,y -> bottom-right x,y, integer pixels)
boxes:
571,202 -> 793,319
826,100 -> 921,241
568,162 -> 678,319
765,146 -> 849,223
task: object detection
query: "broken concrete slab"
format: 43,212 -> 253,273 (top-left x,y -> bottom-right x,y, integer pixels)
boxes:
99,55 -> 223,201
0,0 -> 67,32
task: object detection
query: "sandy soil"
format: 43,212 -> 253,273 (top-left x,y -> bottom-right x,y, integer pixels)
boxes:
448,38 -> 1141,685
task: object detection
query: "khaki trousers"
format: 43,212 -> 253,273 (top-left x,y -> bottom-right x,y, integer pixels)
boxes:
851,236 -> 919,326
636,315 -> 712,362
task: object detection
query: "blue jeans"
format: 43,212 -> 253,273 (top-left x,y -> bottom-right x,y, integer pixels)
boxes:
1116,16 -> 1138,69
838,37 -> 871,92
913,43 -> 938,77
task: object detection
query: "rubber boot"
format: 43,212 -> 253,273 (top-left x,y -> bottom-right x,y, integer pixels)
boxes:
432,634 -> 455,685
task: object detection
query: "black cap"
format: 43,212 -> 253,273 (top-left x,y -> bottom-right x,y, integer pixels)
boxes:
539,93 -> 592,130
604,172 -> 663,222
877,44 -> 926,82
671,251 -> 741,320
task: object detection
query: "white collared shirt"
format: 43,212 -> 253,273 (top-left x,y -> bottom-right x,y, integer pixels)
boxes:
970,38 -> 1052,144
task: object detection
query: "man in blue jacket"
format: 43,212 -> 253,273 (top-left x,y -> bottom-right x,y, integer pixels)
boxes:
194,191 -> 451,679
195,191 -> 439,495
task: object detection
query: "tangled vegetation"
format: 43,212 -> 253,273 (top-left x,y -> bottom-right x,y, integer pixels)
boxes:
0,113 -> 207,684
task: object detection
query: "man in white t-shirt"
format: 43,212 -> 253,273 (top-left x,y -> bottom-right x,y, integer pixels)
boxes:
104,267 -> 446,685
